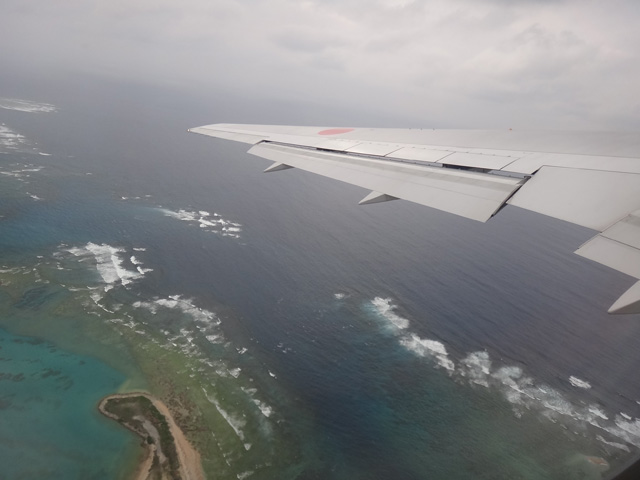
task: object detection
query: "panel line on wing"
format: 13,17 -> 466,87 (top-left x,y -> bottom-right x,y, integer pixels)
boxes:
258,143 -> 519,194
248,142 -> 523,222
265,140 -> 530,180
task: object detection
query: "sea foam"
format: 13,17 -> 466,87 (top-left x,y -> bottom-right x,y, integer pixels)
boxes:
203,388 -> 247,441
369,297 -> 454,371
459,351 -> 492,387
162,207 -> 243,238
0,123 -> 51,156
0,98 -> 57,113
367,295 -> 640,450
400,333 -> 455,372
569,376 -> 592,389
370,297 -> 409,330
241,387 -> 274,418
459,350 -> 640,448
0,124 -> 28,152
66,243 -> 149,291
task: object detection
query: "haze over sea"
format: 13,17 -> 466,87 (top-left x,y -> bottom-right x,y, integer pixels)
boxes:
1,75 -> 640,480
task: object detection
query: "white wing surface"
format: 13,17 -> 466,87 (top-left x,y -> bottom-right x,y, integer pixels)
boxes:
189,124 -> 640,315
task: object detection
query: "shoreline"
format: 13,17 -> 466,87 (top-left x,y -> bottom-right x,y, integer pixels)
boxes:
98,392 -> 205,480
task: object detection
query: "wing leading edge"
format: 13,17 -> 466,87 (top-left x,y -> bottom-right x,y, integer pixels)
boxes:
189,123 -> 640,315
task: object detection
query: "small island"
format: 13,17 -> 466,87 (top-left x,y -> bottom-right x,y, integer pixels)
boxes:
99,393 -> 205,480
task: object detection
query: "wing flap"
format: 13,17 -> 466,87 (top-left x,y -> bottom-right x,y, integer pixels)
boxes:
576,235 -> 640,279
599,209 -> 640,249
438,151 -> 515,170
346,142 -> 403,156
506,152 -> 640,176
574,210 -> 640,278
575,211 -> 640,314
608,281 -> 640,315
508,167 -> 640,231
386,146 -> 453,163
248,142 -> 522,222
314,139 -> 363,151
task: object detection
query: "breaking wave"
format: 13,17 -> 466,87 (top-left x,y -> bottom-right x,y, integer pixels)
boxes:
0,124 -> 28,152
400,334 -> 455,372
0,98 -> 57,113
569,376 -> 592,389
242,387 -> 274,418
65,243 -> 151,291
133,294 -> 220,326
202,388 -> 248,445
0,162 -> 45,186
370,297 -> 409,330
367,296 -> 640,450
161,208 -> 242,238
369,297 -> 453,371
0,123 -> 50,155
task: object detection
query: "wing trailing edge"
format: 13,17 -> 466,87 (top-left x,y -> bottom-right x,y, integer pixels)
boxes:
189,123 -> 640,315
248,142 -> 523,222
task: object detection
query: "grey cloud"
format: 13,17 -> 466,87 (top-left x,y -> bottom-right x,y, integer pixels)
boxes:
1,0 -> 639,130
272,30 -> 349,54
309,55 -> 347,72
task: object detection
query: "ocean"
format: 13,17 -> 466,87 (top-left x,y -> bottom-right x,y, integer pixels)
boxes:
1,75 -> 640,479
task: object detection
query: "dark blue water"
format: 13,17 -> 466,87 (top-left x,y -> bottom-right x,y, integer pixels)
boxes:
1,74 -> 640,479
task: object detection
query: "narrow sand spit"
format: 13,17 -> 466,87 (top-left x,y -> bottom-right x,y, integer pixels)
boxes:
150,395 -> 205,480
99,392 -> 205,480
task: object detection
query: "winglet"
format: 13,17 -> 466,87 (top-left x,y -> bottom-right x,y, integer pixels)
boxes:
358,191 -> 398,206
608,281 -> 640,315
264,162 -> 293,173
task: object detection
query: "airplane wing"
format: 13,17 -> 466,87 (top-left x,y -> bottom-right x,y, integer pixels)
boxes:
188,124 -> 640,315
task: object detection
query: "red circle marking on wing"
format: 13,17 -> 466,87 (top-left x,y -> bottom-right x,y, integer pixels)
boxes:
317,128 -> 354,136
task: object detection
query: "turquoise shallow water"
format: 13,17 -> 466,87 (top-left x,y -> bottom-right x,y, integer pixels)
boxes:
0,327 -> 136,480
1,76 -> 640,479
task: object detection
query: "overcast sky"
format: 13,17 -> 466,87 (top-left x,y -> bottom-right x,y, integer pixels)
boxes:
2,0 -> 639,129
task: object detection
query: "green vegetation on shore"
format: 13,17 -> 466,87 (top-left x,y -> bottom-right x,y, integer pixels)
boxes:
0,245 -> 313,479
101,394 -> 181,479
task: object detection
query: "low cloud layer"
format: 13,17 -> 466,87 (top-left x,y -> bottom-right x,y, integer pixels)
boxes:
2,0 -> 639,129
